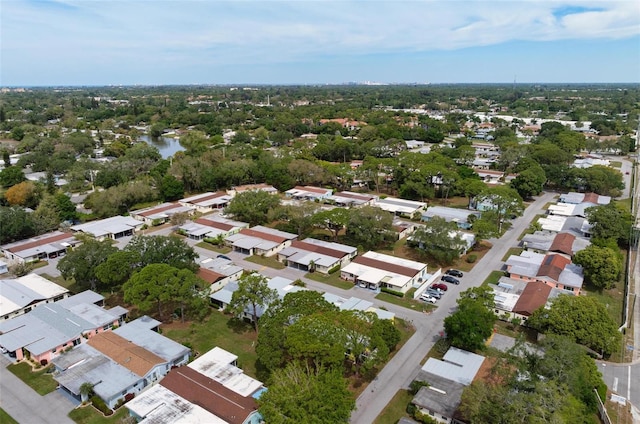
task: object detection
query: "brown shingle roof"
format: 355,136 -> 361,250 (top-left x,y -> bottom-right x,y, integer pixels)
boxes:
195,218 -> 235,231
87,332 -> 165,377
583,192 -> 600,204
536,254 -> 571,282
293,185 -> 330,194
139,202 -> 181,217
6,232 -> 74,253
549,233 -> 575,256
512,281 -> 552,316
160,367 -> 258,424
334,191 -> 374,201
239,228 -> 287,244
187,191 -> 227,204
197,268 -> 224,284
352,256 -> 419,277
290,240 -> 346,259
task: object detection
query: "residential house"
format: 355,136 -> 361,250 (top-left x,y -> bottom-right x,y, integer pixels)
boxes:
392,219 -> 419,240
0,274 -> 69,322
537,215 -> 593,238
0,290 -> 126,363
374,197 -> 426,218
71,216 -> 144,240
179,191 -> 234,213
505,251 -> 584,295
572,156 -> 611,169
130,202 -> 195,226
340,251 -> 428,293
277,238 -> 357,273
227,183 -> 278,196
421,206 -> 480,230
491,277 -> 561,322
0,259 -> 7,274
521,231 -> 590,256
411,347 -> 486,423
328,191 -> 377,207
198,257 -> 244,293
1,231 -> 80,264
225,226 -> 297,257
180,215 -> 249,240
559,192 -> 611,205
474,169 -> 504,184
285,186 -> 333,201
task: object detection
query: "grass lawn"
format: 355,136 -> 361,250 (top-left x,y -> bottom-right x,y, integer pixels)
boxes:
0,408 -> 18,424
517,214 -> 545,240
501,247 -> 523,262
374,292 -> 435,314
610,160 -> 622,168
195,242 -> 232,254
7,362 -> 57,395
68,405 -> 128,424
161,312 -> 259,378
304,272 -> 354,290
373,389 -> 413,424
244,255 -> 286,270
482,270 -> 505,287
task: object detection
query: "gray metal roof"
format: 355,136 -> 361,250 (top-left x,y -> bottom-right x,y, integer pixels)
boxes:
421,347 -> 485,386
53,344 -> 141,399
0,313 -> 75,355
422,206 -> 478,222
31,303 -> 95,336
0,279 -> 44,310
57,290 -> 104,308
66,303 -> 122,327
412,372 -> 465,418
114,321 -> 189,363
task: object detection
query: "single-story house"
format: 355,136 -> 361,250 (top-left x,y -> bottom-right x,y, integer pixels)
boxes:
521,231 -> 590,256
547,202 -> 599,218
505,251 -> 584,295
322,292 -> 395,321
198,257 -> 244,293
340,251 -> 428,293
0,290 -> 126,363
572,157 -> 611,169
409,230 -> 475,255
277,238 -> 357,273
537,215 -> 592,237
1,231 -> 80,264
179,191 -> 234,213
411,347 -> 486,423
71,216 -> 144,240
285,186 -> 333,201
491,277 -> 561,322
227,183 -> 278,196
421,206 -> 480,230
130,202 -> 195,226
225,226 -> 297,257
374,197 -> 426,217
0,274 -> 69,322
327,191 -> 377,207
179,215 -> 248,240
559,192 -> 611,205
474,169 -> 504,184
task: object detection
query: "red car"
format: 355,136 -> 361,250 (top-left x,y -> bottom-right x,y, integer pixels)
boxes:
431,283 -> 448,291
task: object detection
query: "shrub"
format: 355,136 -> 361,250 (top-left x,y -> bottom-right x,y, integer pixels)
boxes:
406,403 -> 417,415
381,287 -> 404,297
466,254 -> 477,263
414,410 -> 439,424
91,395 -> 113,416
328,264 -> 341,274
40,359 -> 48,366
124,393 -> 135,402
409,380 -> 430,395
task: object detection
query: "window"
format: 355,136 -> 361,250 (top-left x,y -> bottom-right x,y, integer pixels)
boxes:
52,348 -> 57,353
103,325 -> 110,331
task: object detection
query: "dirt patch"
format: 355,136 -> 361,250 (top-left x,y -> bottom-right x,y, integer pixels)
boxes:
161,320 -> 193,331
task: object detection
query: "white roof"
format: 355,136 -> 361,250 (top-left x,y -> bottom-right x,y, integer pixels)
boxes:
362,251 -> 426,271
301,238 -> 357,255
375,197 -> 426,214
225,234 -> 279,251
421,347 -> 485,386
126,384 -> 226,424
71,216 -> 143,237
188,347 -> 263,397
0,274 -> 68,316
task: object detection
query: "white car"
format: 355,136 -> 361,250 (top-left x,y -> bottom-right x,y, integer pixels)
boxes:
420,295 -> 438,304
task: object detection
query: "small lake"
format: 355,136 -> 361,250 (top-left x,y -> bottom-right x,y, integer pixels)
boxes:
139,135 -> 185,159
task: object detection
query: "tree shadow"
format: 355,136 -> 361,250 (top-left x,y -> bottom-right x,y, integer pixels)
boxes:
226,317 -> 253,334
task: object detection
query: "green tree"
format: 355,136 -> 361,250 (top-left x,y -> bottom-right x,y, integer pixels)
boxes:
159,174 -> 184,201
586,203 -> 633,247
54,192 -> 78,221
582,165 -> 625,197
311,208 -> 351,241
573,245 -> 621,289
475,186 -> 523,233
345,205 -> 394,249
228,273 -> 278,334
57,239 -> 119,290
123,263 -> 175,319
444,286 -> 495,351
125,235 -> 198,272
410,216 -> 467,265
510,165 -> 546,199
224,190 -> 281,226
257,362 -> 354,424
528,295 -> 622,356
0,206 -> 36,244
285,312 -> 347,369
95,250 -> 142,289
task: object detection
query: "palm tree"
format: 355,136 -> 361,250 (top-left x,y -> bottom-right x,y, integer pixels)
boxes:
79,382 -> 94,403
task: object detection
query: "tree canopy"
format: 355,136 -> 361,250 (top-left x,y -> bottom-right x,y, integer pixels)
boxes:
57,239 -> 119,290
227,273 -> 278,333
410,216 -> 467,265
444,286 -> 496,351
224,190 -> 281,226
573,245 -> 622,289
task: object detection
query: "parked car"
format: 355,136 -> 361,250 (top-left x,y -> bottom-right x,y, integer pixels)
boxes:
420,295 -> 438,304
441,275 -> 460,285
431,283 -> 448,291
446,269 -> 464,278
425,289 -> 442,299
217,254 -> 232,261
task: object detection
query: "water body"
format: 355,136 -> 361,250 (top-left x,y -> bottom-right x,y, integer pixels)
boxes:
139,135 -> 185,159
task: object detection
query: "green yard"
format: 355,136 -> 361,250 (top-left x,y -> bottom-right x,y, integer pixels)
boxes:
68,405 -> 128,424
501,247 -> 523,262
7,362 -> 57,396
161,311 -> 259,378
195,241 -> 232,254
375,292 -> 435,314
40,273 -> 80,294
482,270 -> 505,287
244,255 -> 286,270
304,271 -> 354,290
0,408 -> 19,424
373,389 -> 413,424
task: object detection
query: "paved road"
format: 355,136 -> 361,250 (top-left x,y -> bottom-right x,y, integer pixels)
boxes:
0,355 -> 75,424
597,360 -> 640,409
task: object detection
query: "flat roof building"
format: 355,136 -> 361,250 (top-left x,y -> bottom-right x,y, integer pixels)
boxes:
0,274 -> 69,321
71,216 -> 144,240
340,251 -> 428,293
1,231 -> 80,264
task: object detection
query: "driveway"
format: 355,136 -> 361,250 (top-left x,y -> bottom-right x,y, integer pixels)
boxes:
0,356 -> 75,424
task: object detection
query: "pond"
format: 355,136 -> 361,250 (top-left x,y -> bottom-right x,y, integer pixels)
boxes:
139,135 -> 185,159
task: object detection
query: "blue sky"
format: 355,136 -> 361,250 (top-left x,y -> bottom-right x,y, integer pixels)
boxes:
1,0 -> 639,86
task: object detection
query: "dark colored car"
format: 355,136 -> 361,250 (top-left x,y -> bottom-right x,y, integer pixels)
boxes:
431,283 -> 448,291
425,289 -> 442,299
446,269 -> 464,278
217,254 -> 232,261
441,275 -> 460,285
